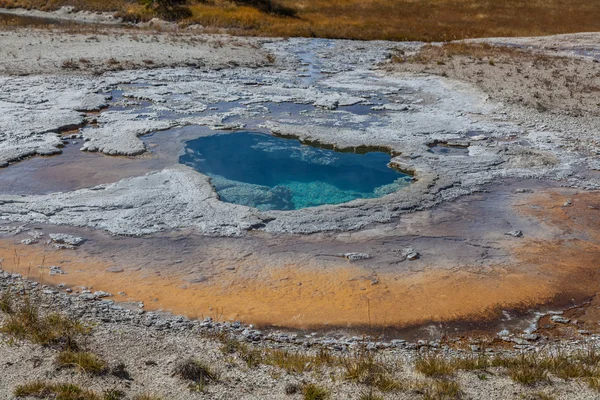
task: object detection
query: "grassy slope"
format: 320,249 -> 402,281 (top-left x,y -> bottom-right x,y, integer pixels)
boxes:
0,0 -> 599,41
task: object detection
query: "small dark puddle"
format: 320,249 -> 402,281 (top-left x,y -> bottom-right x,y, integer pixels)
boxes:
0,143 -> 167,195
180,131 -> 411,211
338,104 -> 385,115
428,142 -> 469,156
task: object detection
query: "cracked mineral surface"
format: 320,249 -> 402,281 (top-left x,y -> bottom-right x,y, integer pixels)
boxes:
1,38 -> 598,237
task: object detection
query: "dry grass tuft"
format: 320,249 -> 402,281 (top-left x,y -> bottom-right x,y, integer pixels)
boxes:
263,348 -> 335,374
172,358 -> 219,391
102,389 -> 126,400
588,377 -> 600,392
14,380 -> 102,400
528,392 -> 556,400
132,395 -> 163,400
302,383 -> 329,400
358,391 -> 384,400
56,350 -> 107,374
451,354 -> 490,372
420,379 -> 463,400
415,354 -> 456,379
493,354 -> 550,385
0,292 -> 90,350
344,352 -> 403,392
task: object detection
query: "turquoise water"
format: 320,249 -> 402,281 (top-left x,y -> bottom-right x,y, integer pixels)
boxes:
180,132 -> 410,211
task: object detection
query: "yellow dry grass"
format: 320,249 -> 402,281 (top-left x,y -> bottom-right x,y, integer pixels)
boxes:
1,0 -> 599,41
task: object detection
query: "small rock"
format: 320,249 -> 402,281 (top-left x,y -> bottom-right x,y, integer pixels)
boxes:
470,135 -> 488,141
106,266 -> 124,273
521,333 -> 539,341
49,266 -> 66,276
505,230 -> 523,238
20,238 -> 37,245
399,248 -> 420,261
49,233 -> 85,246
497,329 -> 510,337
340,252 -> 371,261
185,276 -> 208,283
551,315 -> 570,324
563,198 -> 572,207
27,231 -> 44,239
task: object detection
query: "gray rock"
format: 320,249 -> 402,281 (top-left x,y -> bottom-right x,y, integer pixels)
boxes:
550,315 -> 571,324
505,230 -> 523,238
398,248 -> 420,261
339,252 -> 371,261
49,266 -> 67,276
49,233 -> 85,246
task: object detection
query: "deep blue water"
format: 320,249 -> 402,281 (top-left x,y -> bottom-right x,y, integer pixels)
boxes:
180,132 -> 410,211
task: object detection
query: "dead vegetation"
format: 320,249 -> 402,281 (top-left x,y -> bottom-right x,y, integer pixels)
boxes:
56,350 -> 107,374
0,291 -> 90,349
14,380 -> 104,400
171,358 -> 220,392
302,383 -> 330,400
1,0 -> 600,41
4,290 -> 600,398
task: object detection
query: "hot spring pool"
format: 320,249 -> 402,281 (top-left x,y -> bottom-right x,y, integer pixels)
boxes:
179,132 -> 411,211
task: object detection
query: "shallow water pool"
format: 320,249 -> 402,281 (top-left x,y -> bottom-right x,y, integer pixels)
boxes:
180,131 -> 410,211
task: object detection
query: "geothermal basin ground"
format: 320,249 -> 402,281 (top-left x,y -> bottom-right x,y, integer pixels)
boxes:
1,18 -> 600,345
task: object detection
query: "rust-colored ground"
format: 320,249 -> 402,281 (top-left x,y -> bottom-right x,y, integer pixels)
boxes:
0,244 -> 552,328
2,189 -> 600,332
